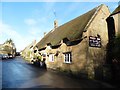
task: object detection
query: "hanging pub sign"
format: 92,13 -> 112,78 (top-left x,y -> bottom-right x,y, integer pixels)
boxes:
89,36 -> 101,48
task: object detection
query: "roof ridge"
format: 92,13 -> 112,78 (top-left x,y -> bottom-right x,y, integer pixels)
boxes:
84,4 -> 105,32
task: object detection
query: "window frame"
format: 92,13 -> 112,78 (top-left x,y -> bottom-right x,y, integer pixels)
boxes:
49,54 -> 54,62
64,52 -> 72,64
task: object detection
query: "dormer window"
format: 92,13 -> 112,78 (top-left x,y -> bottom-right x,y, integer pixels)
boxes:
47,43 -> 52,49
63,38 -> 69,43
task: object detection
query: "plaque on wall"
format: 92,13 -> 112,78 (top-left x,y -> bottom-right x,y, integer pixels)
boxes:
89,36 -> 101,48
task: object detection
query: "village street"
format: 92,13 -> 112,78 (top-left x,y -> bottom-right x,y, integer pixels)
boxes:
1,57 -> 114,89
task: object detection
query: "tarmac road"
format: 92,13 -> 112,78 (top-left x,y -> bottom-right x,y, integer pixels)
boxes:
1,57 -> 114,89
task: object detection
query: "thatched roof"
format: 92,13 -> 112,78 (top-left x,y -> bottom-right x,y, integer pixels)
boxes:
36,4 -> 105,50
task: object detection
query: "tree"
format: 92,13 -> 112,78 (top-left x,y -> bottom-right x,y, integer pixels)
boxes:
5,39 -> 14,46
3,38 -> 16,55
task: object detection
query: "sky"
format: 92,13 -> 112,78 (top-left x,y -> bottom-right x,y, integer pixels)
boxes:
0,1 -> 119,52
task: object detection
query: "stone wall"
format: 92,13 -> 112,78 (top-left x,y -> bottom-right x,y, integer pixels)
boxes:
45,38 -> 88,78
86,4 -> 110,79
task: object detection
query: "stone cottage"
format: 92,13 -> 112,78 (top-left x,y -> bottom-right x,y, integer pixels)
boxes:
36,4 -> 110,79
21,40 -> 37,61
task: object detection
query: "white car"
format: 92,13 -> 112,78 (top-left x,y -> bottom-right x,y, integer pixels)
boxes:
9,55 -> 13,59
2,54 -> 9,59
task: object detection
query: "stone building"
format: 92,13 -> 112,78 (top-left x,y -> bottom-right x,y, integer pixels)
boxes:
21,40 -> 37,61
36,4 -> 110,79
0,39 -> 16,57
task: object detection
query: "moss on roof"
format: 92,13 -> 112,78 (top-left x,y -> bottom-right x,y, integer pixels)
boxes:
37,4 -> 104,50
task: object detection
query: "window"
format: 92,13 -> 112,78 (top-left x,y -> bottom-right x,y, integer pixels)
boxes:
49,54 -> 54,62
64,52 -> 72,63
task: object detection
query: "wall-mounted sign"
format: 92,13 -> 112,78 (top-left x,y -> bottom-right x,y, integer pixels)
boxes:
89,36 -> 101,48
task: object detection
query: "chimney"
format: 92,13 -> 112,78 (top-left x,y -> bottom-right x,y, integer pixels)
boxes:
34,40 -> 36,44
54,20 -> 58,29
44,32 -> 47,36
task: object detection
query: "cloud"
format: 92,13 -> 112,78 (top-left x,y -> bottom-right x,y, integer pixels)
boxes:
24,18 -> 37,26
0,22 -> 21,38
0,22 -> 26,51
0,22 -> 41,51
28,27 -> 41,36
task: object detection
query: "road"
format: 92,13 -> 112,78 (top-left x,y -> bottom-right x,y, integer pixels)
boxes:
1,57 -> 114,89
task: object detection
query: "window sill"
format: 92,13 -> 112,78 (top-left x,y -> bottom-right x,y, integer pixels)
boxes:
63,62 -> 72,64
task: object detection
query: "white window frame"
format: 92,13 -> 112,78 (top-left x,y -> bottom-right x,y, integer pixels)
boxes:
49,54 -> 54,62
64,52 -> 72,64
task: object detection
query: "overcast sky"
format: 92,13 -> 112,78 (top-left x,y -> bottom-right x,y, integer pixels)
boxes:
0,1 -> 119,51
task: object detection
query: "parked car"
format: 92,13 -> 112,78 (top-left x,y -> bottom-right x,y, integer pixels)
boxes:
2,54 -> 9,60
30,58 -> 40,66
8,54 -> 13,59
34,60 -> 40,66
